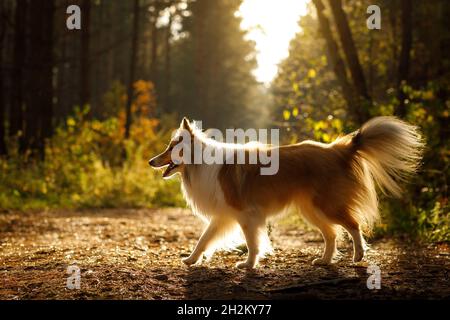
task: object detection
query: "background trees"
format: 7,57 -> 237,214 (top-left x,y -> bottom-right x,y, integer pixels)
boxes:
0,0 -> 447,240
273,0 -> 449,135
170,0 -> 257,129
0,0 -> 258,156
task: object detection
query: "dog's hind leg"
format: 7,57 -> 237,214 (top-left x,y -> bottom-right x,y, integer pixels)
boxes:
346,227 -> 365,262
182,217 -> 232,266
338,216 -> 365,263
298,200 -> 338,265
311,222 -> 338,266
236,214 -> 267,269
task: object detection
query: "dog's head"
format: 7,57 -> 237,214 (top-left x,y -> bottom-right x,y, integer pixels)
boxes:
149,117 -> 194,179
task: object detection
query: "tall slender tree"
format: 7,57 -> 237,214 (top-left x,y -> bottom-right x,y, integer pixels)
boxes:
176,0 -> 257,128
10,0 -> 27,147
328,0 -> 371,118
312,0 -> 359,124
124,0 -> 140,139
80,0 -> 91,110
163,7 -> 174,113
149,1 -> 160,82
25,0 -> 55,158
0,0 -> 6,155
41,1 -> 55,144
396,0 -> 412,117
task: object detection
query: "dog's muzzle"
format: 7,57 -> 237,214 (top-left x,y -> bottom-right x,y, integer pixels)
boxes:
149,157 -> 179,178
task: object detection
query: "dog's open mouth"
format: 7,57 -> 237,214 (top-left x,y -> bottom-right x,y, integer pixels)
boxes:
162,161 -> 178,178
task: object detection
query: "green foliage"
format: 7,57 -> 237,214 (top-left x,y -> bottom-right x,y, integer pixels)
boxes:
0,108 -> 185,210
272,12 -> 351,141
386,83 -> 449,243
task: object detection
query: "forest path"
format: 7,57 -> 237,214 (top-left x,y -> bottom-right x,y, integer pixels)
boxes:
0,208 -> 448,299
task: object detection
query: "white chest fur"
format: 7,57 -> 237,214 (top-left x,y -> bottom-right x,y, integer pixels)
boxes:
181,163 -> 229,219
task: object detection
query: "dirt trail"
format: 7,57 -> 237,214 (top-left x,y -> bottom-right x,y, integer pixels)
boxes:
0,208 -> 448,299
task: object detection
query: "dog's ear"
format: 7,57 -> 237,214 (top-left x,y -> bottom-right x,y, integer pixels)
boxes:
181,117 -> 193,134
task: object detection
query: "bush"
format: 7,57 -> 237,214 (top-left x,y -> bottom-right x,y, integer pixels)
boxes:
0,107 -> 185,210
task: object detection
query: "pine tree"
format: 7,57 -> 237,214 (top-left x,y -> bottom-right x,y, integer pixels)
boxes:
173,0 -> 257,129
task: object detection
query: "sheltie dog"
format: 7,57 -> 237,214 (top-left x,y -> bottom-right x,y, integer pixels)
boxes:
149,117 -> 424,268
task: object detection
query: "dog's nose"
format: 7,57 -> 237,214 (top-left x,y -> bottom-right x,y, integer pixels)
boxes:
148,159 -> 154,167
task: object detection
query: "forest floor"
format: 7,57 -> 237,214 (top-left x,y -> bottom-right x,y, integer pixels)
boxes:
0,208 -> 449,300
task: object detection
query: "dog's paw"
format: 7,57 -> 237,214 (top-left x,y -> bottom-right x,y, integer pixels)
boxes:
236,261 -> 256,269
353,250 -> 364,263
312,258 -> 332,266
182,256 -> 199,266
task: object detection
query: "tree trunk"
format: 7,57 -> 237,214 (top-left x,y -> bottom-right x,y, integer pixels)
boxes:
312,0 -> 361,125
56,0 -> 68,121
164,10 -> 173,113
396,0 -> 412,117
150,4 -> 159,81
194,1 -> 208,122
25,0 -> 54,159
10,0 -> 27,147
0,83 -> 5,155
124,0 -> 140,140
0,1 -> 6,155
328,0 -> 371,116
388,0 -> 398,86
41,1 -> 55,143
24,0 -> 40,155
80,0 -> 91,110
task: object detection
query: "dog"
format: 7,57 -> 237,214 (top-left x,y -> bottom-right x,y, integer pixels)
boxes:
149,116 -> 424,268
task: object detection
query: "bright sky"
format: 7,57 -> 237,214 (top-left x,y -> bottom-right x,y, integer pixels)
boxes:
238,0 -> 310,84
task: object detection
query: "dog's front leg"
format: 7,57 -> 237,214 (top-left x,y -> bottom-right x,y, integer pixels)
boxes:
182,218 -> 222,266
236,216 -> 266,269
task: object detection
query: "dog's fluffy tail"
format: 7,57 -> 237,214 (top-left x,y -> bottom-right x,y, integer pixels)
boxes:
335,116 -> 424,234
351,116 -> 425,197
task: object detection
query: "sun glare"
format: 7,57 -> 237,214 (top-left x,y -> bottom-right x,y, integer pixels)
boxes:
238,0 -> 310,84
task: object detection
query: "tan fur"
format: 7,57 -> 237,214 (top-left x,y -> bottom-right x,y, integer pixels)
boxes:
219,117 -> 424,236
